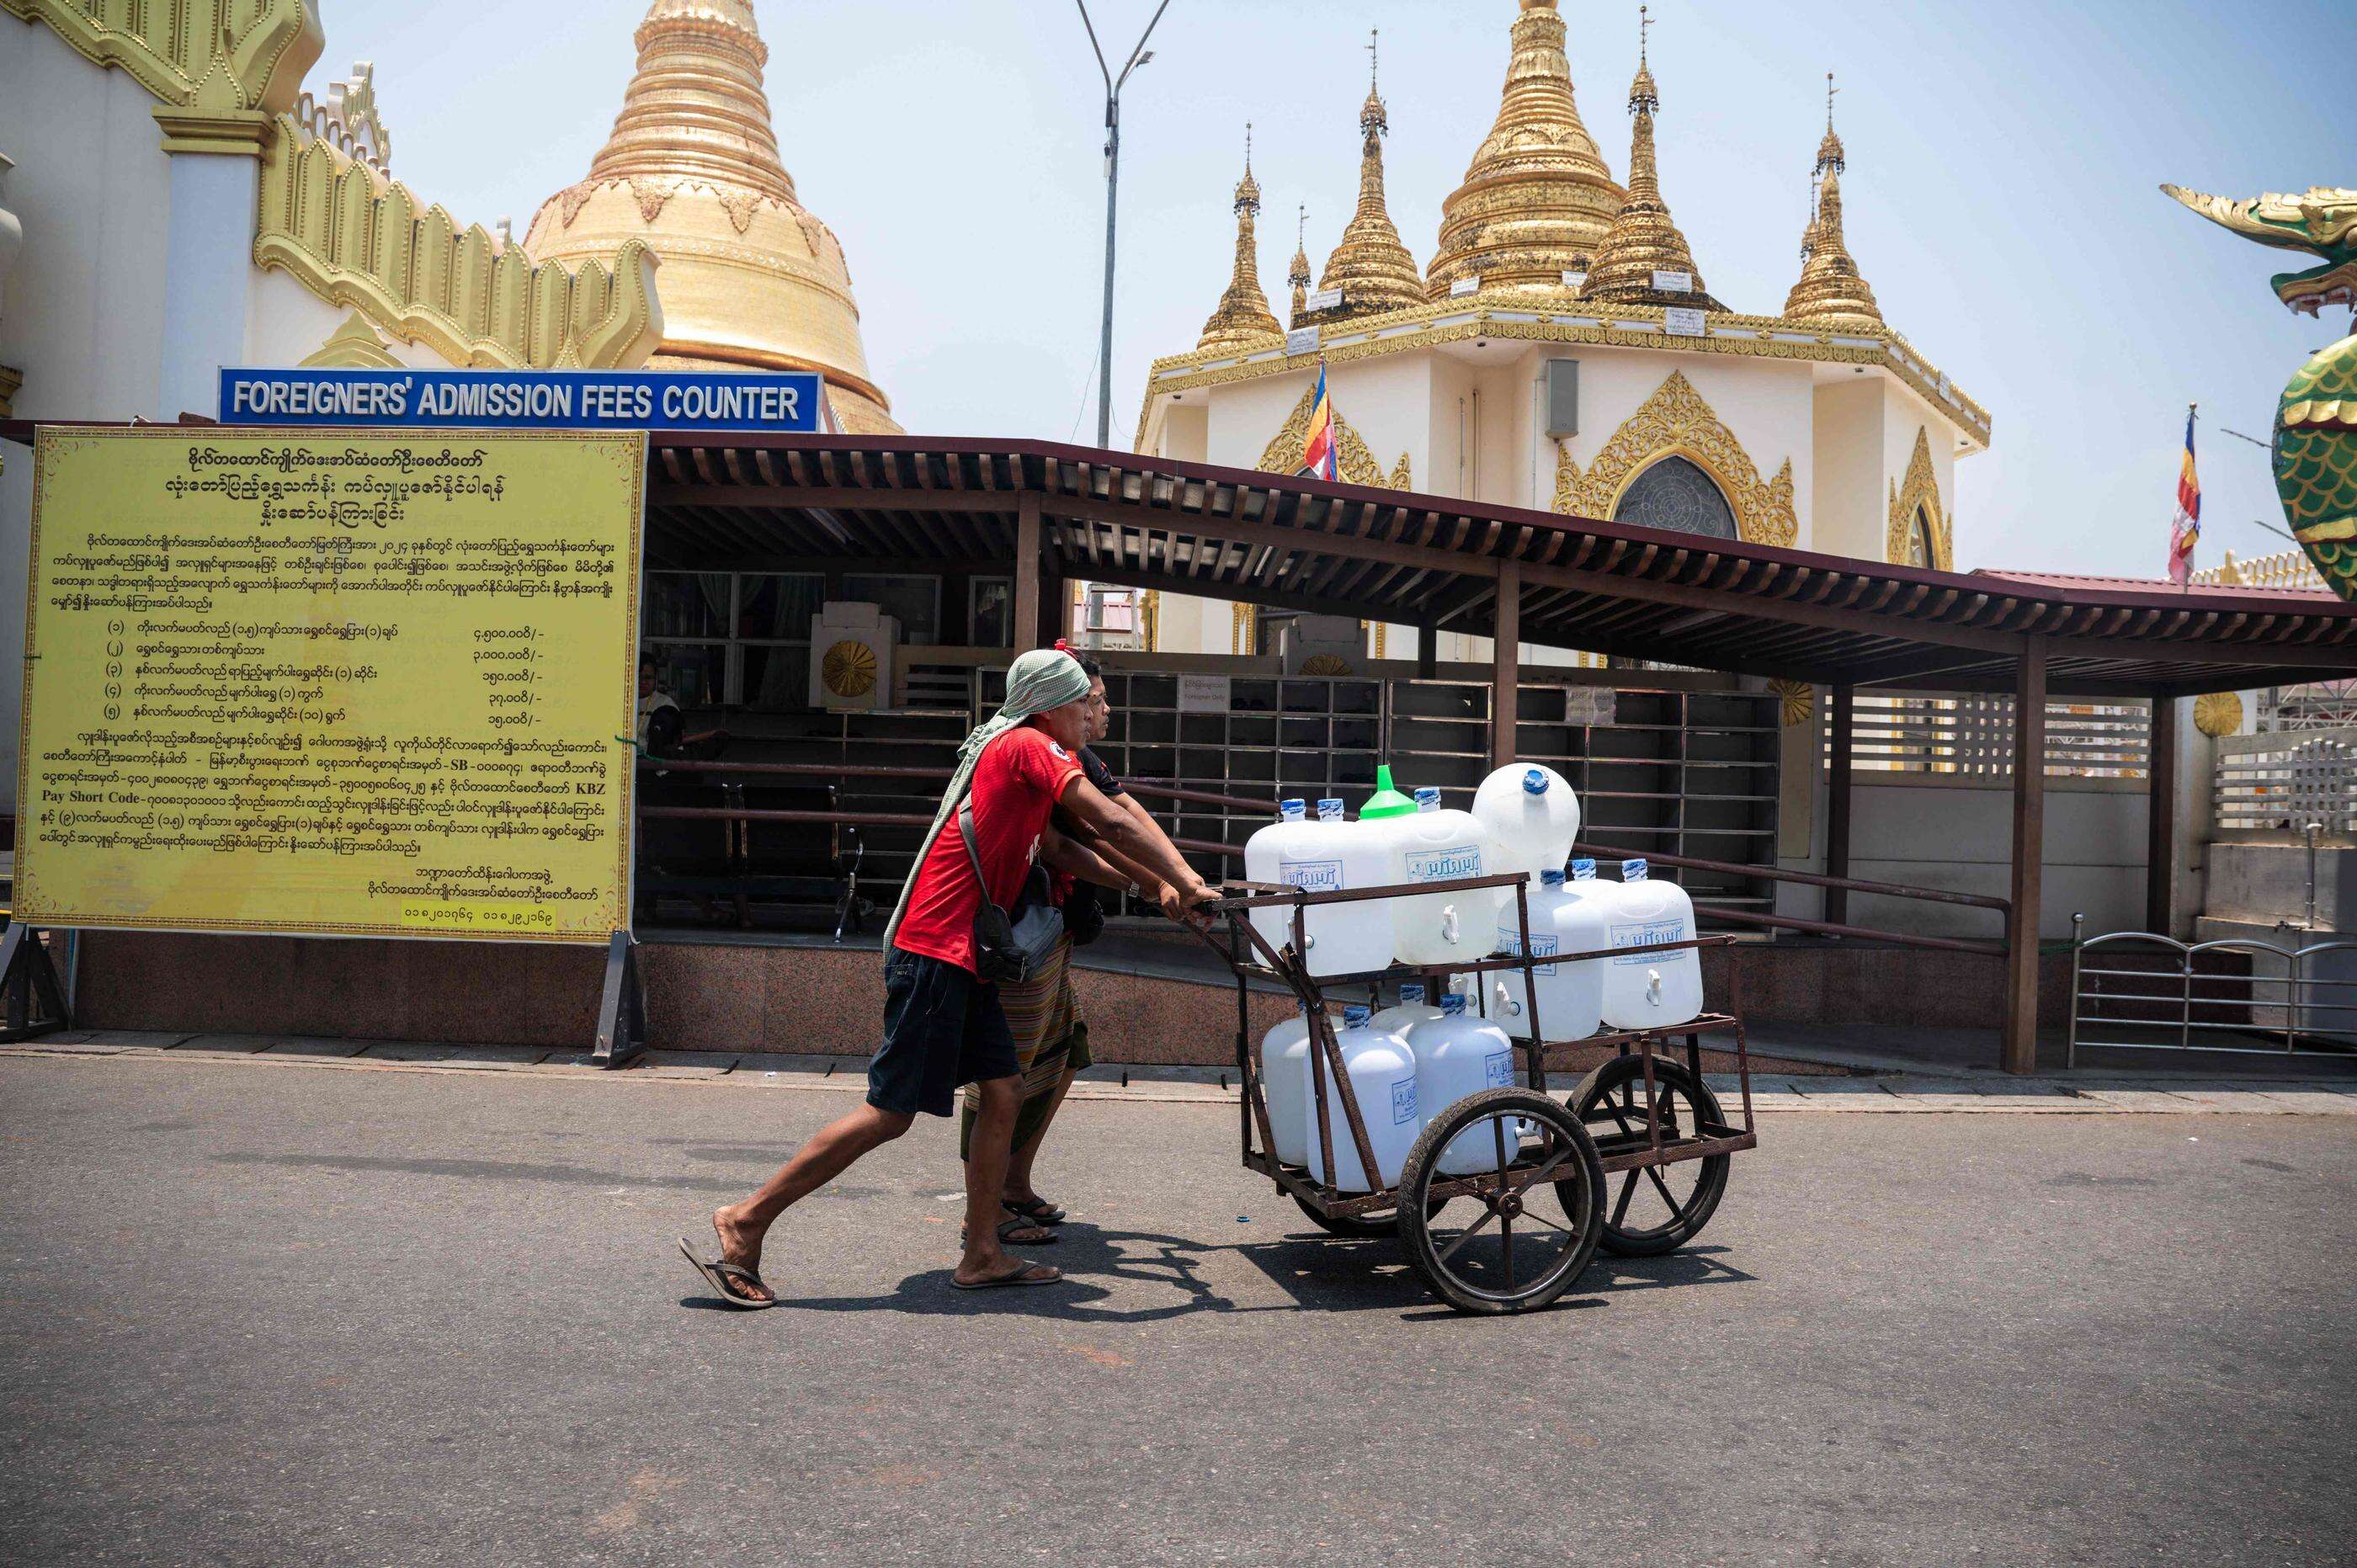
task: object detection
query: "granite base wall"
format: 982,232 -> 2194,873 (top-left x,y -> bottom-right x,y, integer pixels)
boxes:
70,933 -> 2069,1063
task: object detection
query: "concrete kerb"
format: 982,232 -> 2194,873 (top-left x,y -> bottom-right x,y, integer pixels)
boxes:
0,1034 -> 2351,1113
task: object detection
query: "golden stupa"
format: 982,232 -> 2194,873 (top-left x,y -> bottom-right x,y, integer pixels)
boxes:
522,0 -> 898,433
1197,133 -> 1283,352
1783,88 -> 1882,326
1579,19 -> 1725,311
1428,0 -> 1625,296
1309,50 -> 1426,322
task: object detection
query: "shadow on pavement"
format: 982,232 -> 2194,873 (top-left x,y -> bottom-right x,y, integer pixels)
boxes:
689,1223 -> 1756,1321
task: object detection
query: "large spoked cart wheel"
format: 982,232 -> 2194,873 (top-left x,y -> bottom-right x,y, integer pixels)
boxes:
1571,1055 -> 1732,1257
1397,1088 -> 1606,1316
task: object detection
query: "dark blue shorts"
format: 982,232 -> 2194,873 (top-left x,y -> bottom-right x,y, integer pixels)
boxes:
868,947 -> 1020,1119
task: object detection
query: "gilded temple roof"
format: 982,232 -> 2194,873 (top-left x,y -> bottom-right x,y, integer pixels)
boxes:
521,0 -> 898,431
1427,0 -> 1626,296
1307,62 -> 1427,322
1783,97 -> 1882,327
1198,136 -> 1284,352
1578,22 -> 1724,312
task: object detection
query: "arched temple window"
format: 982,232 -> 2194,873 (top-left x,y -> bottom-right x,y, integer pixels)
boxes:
1613,455 -> 1738,540
1909,505 -> 1939,568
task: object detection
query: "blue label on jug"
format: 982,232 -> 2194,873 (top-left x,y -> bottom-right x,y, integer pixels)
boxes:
1609,919 -> 1683,965
1402,845 -> 1482,882
1496,930 -> 1558,976
1391,1076 -> 1419,1125
1280,858 -> 1344,894
1483,1050 -> 1515,1088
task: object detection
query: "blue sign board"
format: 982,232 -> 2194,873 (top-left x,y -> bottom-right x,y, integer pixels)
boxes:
217,367 -> 825,433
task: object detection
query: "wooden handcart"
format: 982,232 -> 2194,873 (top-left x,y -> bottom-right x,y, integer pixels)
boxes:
1194,871 -> 1759,1316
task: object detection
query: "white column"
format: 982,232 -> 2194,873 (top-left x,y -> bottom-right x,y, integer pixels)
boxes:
155,147 -> 261,420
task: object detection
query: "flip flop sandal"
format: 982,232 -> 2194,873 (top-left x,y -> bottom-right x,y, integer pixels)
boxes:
1004,1196 -> 1068,1225
950,1259 -> 1063,1290
960,1215 -> 1059,1247
677,1236 -> 776,1310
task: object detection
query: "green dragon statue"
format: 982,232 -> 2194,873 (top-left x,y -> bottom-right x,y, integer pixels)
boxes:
2163,183 -> 2357,600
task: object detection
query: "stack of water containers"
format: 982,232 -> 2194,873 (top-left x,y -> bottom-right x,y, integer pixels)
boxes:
1246,758 -> 1705,1186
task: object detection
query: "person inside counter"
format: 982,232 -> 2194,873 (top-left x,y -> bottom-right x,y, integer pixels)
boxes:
680,646 -> 1216,1305
636,654 -> 723,760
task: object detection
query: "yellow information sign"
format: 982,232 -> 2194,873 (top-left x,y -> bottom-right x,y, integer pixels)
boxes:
15,428 -> 645,943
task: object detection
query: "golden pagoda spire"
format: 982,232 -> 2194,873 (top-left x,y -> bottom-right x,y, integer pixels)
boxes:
1783,72 -> 1883,325
1310,29 -> 1425,321
1580,6 -> 1724,311
1429,0 -> 1626,297
524,0 -> 898,430
1199,125 -> 1284,352
1288,205 -> 1313,325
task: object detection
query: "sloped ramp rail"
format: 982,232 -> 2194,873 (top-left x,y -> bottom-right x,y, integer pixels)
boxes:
2067,916 -> 2357,1065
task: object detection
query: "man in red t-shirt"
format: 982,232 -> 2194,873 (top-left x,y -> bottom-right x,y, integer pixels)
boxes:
686,662 -> 1213,1303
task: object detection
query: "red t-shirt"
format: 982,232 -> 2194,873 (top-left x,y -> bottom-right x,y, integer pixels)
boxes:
894,724 -> 1085,972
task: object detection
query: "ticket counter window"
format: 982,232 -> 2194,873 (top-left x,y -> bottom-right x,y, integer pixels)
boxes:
971,577 -> 1013,648
643,569 -> 822,710
840,574 -> 940,646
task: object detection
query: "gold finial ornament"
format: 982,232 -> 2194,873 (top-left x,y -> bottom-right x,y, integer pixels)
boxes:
1308,29 -> 1425,322
1579,8 -> 1723,311
1428,0 -> 1626,297
1783,79 -> 1882,327
1288,205 -> 1314,325
522,0 -> 899,431
1198,125 -> 1284,351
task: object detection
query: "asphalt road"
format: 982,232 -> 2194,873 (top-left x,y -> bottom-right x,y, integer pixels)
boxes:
1,1053 -> 2351,1566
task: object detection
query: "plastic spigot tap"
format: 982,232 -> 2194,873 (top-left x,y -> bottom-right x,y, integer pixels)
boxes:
1646,971 -> 1663,1006
1441,906 -> 1460,943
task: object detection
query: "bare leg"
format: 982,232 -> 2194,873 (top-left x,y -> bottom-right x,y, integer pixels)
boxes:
710,1101 -> 912,1302
956,1075 -> 1058,1287
1005,1067 -> 1081,1208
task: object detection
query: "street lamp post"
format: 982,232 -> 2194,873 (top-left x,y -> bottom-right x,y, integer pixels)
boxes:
1077,0 -> 1172,452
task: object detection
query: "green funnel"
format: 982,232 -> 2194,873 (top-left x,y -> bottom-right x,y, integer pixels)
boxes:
1358,763 -> 1418,820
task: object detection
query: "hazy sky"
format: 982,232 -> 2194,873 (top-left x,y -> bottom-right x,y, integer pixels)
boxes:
324,0 -> 2354,577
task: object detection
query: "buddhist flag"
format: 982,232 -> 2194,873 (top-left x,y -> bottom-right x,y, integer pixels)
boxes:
1302,363 -> 1339,481
2168,407 -> 2200,587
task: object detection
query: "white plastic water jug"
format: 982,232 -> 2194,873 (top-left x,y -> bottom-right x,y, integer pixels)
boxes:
1471,763 -> 1581,881
1244,798 -> 1391,977
1258,1008 -> 1321,1167
1304,1004 -> 1420,1192
1370,981 -> 1445,1050
1487,865 -> 1607,1042
1390,788 -> 1506,969
1599,858 -> 1705,1029
1407,993 -> 1523,1176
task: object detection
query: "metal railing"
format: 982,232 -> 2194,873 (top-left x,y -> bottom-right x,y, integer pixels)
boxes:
2212,725 -> 2357,838
2066,914 -> 2357,1065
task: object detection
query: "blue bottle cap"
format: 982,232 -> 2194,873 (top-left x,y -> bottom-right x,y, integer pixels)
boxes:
1399,982 -> 1424,1003
1316,797 -> 1346,821
1413,786 -> 1442,810
1625,858 -> 1650,882
1441,992 -> 1466,1016
1571,858 -> 1597,880
1540,868 -> 1567,885
1523,768 -> 1550,795
1279,798 -> 1306,820
1343,1004 -> 1371,1029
